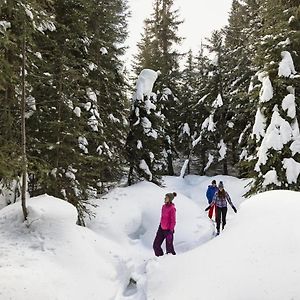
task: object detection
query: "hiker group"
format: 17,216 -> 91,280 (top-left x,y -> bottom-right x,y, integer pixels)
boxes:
153,180 -> 237,257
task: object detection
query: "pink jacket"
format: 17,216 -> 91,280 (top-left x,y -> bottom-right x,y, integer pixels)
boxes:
160,203 -> 176,231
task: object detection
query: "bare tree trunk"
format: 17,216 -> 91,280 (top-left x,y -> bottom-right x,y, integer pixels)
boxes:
21,29 -> 28,221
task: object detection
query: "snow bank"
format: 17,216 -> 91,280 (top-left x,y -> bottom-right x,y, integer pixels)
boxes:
146,190 -> 300,300
0,195 -> 123,300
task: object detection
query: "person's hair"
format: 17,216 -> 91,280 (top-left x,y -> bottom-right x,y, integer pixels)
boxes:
212,180 -> 216,184
218,189 -> 226,199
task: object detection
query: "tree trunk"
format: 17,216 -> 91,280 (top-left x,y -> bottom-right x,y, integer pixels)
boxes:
223,158 -> 228,175
167,153 -> 174,176
128,166 -> 133,186
21,30 -> 28,221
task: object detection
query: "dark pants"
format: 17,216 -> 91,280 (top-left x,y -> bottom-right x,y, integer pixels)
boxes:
153,225 -> 176,256
216,206 -> 227,233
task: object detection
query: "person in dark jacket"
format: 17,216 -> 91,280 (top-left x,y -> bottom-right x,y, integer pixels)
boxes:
205,181 -> 237,235
206,180 -> 218,220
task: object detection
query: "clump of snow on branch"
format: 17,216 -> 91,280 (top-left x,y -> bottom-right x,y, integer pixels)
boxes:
0,21 -> 11,32
78,137 -> 88,154
182,123 -> 190,136
252,108 -> 266,141
278,51 -> 296,77
262,170 -> 280,187
204,153 -> 214,171
258,72 -> 273,102
212,94 -> 223,108
137,140 -> 143,150
73,107 -> 81,118
134,69 -> 159,100
202,115 -> 215,132
100,47 -> 108,55
283,158 -> 300,184
218,140 -> 227,161
255,107 -> 293,170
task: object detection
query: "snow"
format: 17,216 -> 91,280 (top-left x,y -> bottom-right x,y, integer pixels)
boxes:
182,123 -> 190,136
290,138 -> 300,156
100,47 -> 108,55
0,195 -> 122,300
278,51 -> 296,77
134,69 -> 159,100
88,115 -> 99,132
255,108 -> 293,170
73,106 -> 81,117
258,72 -> 273,102
282,158 -> 300,184
218,139 -> 227,161
78,136 -> 88,154
141,117 -> 158,139
3,176 -> 300,300
179,159 -> 189,178
108,113 -> 120,123
162,88 -> 172,95
204,153 -> 214,171
87,88 -> 97,102
282,93 -> 296,119
252,107 -> 266,141
0,20 -> 11,32
139,160 -> 152,181
144,98 -> 156,114
145,189 -> 300,300
277,38 -> 291,47
262,169 -> 280,187
196,94 -> 209,105
137,140 -> 143,150
201,114 -> 215,132
37,21 -> 56,32
25,8 -> 34,20
289,16 -> 295,24
212,93 -> 223,108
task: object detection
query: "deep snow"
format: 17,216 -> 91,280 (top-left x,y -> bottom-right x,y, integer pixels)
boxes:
1,176 -> 299,300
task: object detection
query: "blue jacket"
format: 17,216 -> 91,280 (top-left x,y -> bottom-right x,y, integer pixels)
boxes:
206,185 -> 218,204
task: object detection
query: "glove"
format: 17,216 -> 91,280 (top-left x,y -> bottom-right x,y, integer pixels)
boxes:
232,205 -> 237,213
205,205 -> 211,211
167,229 -> 174,235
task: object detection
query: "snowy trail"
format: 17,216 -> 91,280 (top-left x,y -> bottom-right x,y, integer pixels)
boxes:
106,175 -> 249,300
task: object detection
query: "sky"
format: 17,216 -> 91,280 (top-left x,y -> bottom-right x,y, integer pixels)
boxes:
125,0 -> 233,69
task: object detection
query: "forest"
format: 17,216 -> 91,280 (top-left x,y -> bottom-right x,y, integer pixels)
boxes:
0,0 -> 299,221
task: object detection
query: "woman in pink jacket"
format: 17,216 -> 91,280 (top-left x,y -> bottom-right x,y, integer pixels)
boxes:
153,192 -> 177,256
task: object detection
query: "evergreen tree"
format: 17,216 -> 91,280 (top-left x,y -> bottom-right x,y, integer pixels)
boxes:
132,0 -> 183,175
0,0 -> 129,222
126,69 -> 165,185
246,0 -> 300,194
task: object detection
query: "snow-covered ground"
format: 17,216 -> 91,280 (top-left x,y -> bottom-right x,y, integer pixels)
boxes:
1,175 -> 299,300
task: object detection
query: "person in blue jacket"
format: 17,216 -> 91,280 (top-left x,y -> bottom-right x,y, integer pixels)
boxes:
206,180 -> 218,220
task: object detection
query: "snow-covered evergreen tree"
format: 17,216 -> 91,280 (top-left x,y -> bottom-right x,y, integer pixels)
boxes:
132,0 -> 183,175
126,69 -> 165,185
247,0 -> 300,194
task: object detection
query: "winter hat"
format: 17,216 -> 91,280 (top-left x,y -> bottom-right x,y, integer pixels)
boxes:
218,181 -> 224,189
166,192 -> 177,202
212,180 -> 216,185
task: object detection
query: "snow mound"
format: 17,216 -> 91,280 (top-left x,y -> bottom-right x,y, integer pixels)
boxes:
0,195 -> 123,300
146,190 -> 300,300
